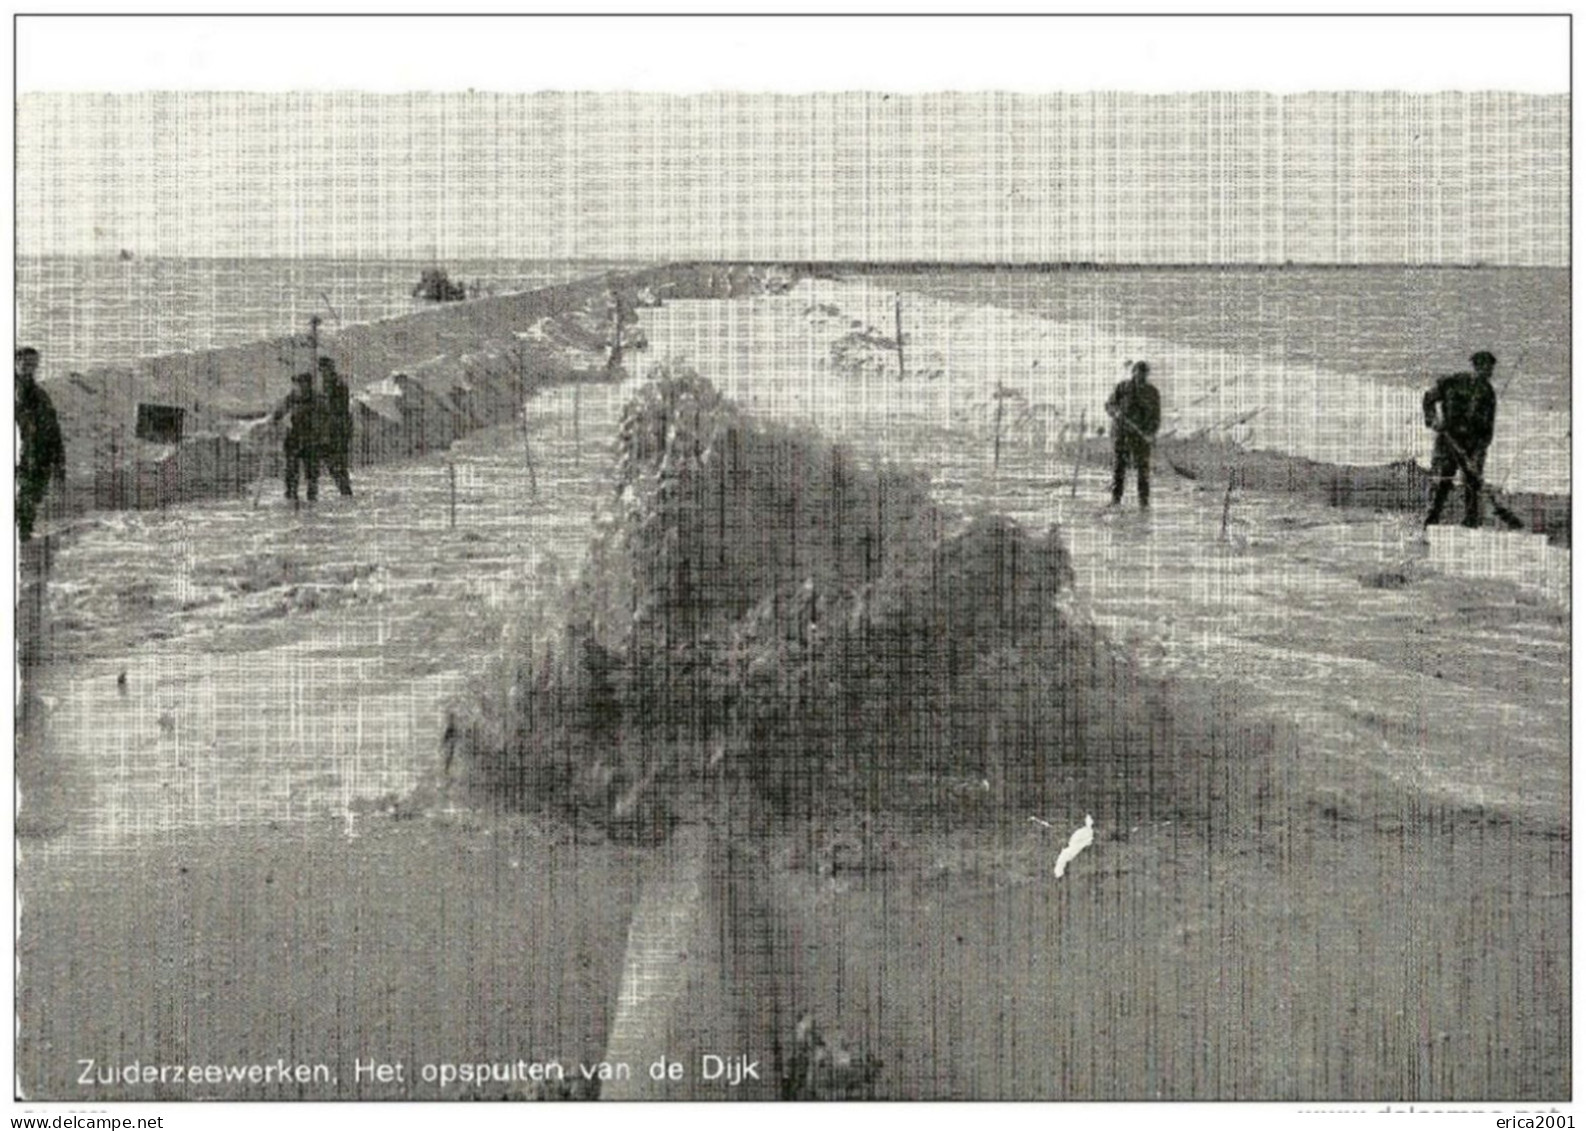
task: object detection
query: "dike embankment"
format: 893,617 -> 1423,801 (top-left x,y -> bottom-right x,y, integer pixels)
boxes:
39,262 -> 798,513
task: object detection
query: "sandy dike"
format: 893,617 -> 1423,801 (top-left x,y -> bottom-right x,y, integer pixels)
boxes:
635,278 -> 1569,495
17,279 -> 1570,1101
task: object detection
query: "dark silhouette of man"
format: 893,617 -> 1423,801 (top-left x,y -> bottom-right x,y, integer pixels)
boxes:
15,347 -> 65,541
272,371 -> 319,505
1423,351 -> 1499,528
606,283 -> 641,373
1105,360 -> 1161,509
317,357 -> 354,497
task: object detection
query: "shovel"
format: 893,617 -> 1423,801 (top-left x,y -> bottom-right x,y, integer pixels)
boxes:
1113,415 -> 1197,481
1429,432 -> 1526,531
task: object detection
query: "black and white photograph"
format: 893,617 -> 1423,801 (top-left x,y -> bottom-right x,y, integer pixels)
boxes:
10,11 -> 1573,1118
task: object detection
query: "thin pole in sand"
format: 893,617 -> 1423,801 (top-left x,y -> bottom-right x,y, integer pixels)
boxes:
894,293 -> 906,381
308,316 -> 321,512
1219,468 -> 1236,541
1069,409 -> 1087,499
252,439 -> 267,509
992,387 -> 1005,474
517,340 -> 538,497
448,461 -> 457,529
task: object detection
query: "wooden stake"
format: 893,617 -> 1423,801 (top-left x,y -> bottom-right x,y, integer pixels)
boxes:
992,392 -> 1004,473
1069,409 -> 1086,498
518,342 -> 538,496
1219,468 -> 1235,541
252,437 -> 267,509
449,461 -> 457,529
894,293 -> 906,381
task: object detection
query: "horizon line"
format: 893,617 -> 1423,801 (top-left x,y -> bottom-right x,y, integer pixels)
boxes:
14,254 -> 1566,270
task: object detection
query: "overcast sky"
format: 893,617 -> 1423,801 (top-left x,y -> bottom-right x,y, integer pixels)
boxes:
15,90 -> 1573,264
16,90 -> 1566,266
15,17 -> 1569,266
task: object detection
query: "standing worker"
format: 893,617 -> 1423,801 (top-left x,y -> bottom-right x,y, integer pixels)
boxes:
605,283 -> 641,374
1423,350 -> 1499,528
1105,360 -> 1161,509
317,357 -> 354,497
272,371 -> 320,506
15,346 -> 66,542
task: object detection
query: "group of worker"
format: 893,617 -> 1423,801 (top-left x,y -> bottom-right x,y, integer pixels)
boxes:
11,340 -> 1511,539
1104,350 -> 1502,529
11,345 -> 355,534
272,356 -> 355,506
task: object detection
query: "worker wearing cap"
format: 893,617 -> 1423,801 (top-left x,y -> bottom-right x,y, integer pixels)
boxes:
317,357 -> 354,497
1423,351 -> 1499,528
1105,360 -> 1161,509
272,371 -> 320,505
14,346 -> 65,542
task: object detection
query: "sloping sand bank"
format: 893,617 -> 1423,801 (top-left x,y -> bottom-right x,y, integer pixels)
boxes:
635,278 -> 1569,497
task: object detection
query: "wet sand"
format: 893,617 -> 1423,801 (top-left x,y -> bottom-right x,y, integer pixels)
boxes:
15,288 -> 1570,1101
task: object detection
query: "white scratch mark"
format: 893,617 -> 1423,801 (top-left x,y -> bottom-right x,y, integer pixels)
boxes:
1029,816 -> 1052,828
1053,814 -> 1095,879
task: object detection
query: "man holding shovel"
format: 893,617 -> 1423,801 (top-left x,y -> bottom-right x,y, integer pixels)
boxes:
1423,351 -> 1499,529
1106,360 -> 1161,509
15,346 -> 65,542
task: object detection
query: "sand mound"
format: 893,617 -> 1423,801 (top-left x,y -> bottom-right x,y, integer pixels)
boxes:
444,369 -> 1173,834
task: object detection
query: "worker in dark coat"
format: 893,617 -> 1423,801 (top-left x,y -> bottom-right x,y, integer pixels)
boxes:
272,371 -> 319,505
1105,360 -> 1162,508
605,284 -> 643,373
15,347 -> 66,542
317,357 -> 354,497
1423,350 -> 1499,528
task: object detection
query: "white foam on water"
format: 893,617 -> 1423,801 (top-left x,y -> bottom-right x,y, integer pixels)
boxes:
1053,814 -> 1095,880
634,289 -> 1567,822
636,281 -> 1568,494
23,400 -> 616,857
